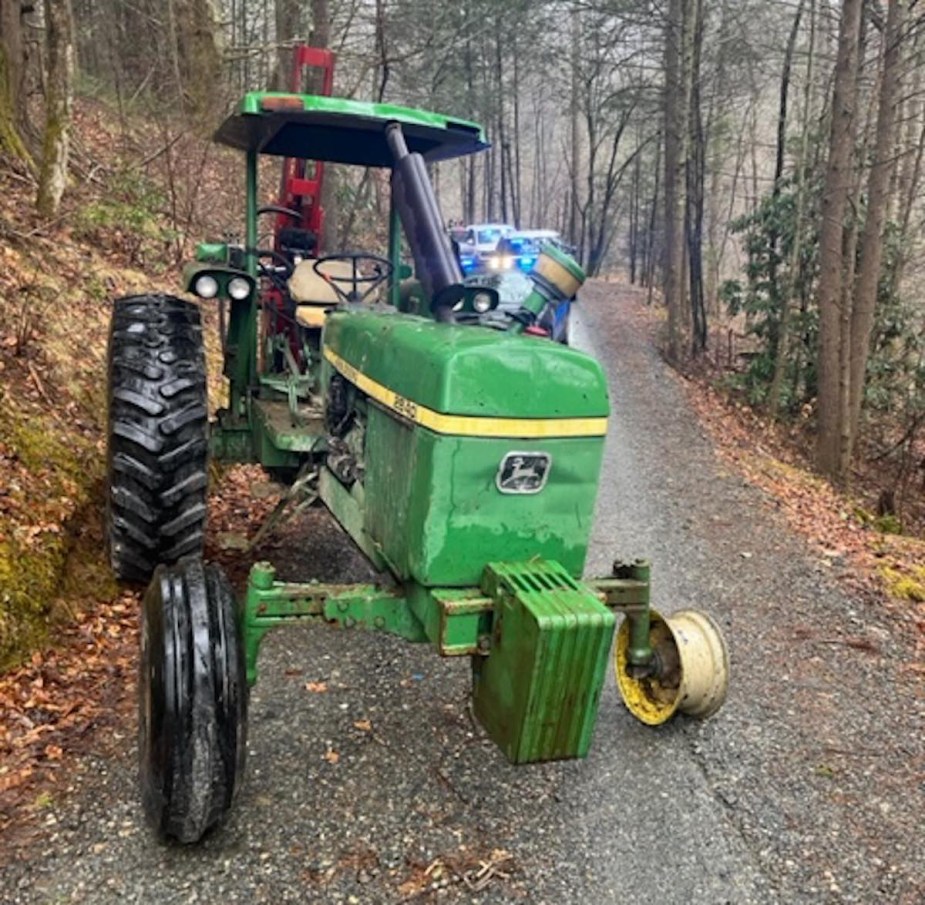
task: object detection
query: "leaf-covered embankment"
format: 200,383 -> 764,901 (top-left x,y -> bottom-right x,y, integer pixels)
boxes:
0,101 -> 181,667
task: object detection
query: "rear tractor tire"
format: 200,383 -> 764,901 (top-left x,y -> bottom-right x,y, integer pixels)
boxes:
106,294 -> 209,583
140,557 -> 248,843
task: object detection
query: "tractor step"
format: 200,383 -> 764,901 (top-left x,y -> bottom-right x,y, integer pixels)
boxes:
473,561 -> 616,764
252,397 -> 325,453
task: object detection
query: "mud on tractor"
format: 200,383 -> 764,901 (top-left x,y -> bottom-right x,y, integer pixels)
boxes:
105,48 -> 729,843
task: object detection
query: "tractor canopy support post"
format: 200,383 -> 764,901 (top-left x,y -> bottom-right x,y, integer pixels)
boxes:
246,148 -> 258,278
388,191 -> 402,308
225,149 -> 260,419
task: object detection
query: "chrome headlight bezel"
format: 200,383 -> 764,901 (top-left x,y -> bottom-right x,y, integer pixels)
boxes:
472,291 -> 493,313
227,276 -> 252,300
193,274 -> 219,299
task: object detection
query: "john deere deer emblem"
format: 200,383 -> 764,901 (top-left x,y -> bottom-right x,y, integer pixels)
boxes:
496,452 -> 552,494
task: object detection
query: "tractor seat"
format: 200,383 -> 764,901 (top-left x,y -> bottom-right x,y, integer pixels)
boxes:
290,258 -> 355,328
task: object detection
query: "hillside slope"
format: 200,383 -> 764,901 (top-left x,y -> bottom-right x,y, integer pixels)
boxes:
0,100 -> 212,666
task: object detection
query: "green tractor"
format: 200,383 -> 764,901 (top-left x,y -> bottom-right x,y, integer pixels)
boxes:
106,52 -> 729,844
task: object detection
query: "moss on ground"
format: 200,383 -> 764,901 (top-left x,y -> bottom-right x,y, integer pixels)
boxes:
879,564 -> 925,603
0,536 -> 68,665
0,394 -> 105,669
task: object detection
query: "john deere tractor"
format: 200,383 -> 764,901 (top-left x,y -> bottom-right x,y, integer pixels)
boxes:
105,49 -> 729,844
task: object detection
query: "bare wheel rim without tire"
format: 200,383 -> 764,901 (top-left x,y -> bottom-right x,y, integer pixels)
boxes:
615,608 -> 729,725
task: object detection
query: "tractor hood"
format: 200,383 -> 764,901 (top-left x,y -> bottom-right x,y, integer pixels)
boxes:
321,308 -> 609,586
322,309 -> 609,432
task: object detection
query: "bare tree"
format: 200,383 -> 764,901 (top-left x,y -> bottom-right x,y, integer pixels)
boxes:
174,0 -> 222,119
663,0 -> 688,362
847,0 -> 907,462
274,0 -> 302,89
686,0 -> 706,355
0,0 -> 31,162
36,0 -> 75,216
815,0 -> 863,479
766,0 -> 806,416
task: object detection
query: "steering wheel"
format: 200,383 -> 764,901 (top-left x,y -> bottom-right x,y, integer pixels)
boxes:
255,247 -> 295,290
313,253 -> 394,304
257,205 -> 300,220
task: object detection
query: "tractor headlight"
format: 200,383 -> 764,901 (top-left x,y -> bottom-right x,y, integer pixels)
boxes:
227,276 -> 251,300
473,292 -> 493,313
194,274 -> 219,299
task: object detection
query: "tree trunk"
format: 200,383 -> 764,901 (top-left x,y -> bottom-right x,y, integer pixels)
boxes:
629,138 -> 640,284
36,0 -> 74,217
815,0 -> 862,480
0,0 -> 31,163
890,27 -> 924,300
174,0 -> 222,120
463,2 -> 476,223
568,6 -> 580,252
703,0 -> 729,319
663,0 -> 687,362
274,0 -> 301,90
686,0 -> 706,356
644,137 -> 661,298
767,0 -> 806,417
166,0 -> 184,106
512,46 -> 522,228
494,14 -> 507,224
847,0 -> 906,462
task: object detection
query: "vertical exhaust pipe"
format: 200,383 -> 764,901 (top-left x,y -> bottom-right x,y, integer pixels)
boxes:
386,123 -> 465,320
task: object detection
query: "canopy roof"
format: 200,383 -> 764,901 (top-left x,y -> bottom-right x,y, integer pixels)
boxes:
214,93 -> 489,165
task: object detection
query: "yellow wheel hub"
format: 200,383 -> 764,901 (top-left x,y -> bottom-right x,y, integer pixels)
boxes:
615,608 -> 729,726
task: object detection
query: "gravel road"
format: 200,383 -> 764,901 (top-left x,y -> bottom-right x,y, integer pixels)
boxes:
2,282 -> 922,904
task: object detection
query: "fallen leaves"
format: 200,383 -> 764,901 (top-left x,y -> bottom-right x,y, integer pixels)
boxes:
676,345 -> 925,665
0,592 -> 138,841
397,848 -> 516,899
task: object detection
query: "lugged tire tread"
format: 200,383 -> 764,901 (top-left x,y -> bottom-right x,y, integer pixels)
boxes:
159,437 -> 207,470
111,451 -> 160,489
162,502 -> 208,538
107,294 -> 209,583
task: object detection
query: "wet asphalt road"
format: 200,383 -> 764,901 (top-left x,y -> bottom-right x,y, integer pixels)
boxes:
3,283 -> 923,904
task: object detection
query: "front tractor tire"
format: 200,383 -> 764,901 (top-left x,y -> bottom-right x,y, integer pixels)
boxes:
107,295 -> 209,584
140,557 -> 248,843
